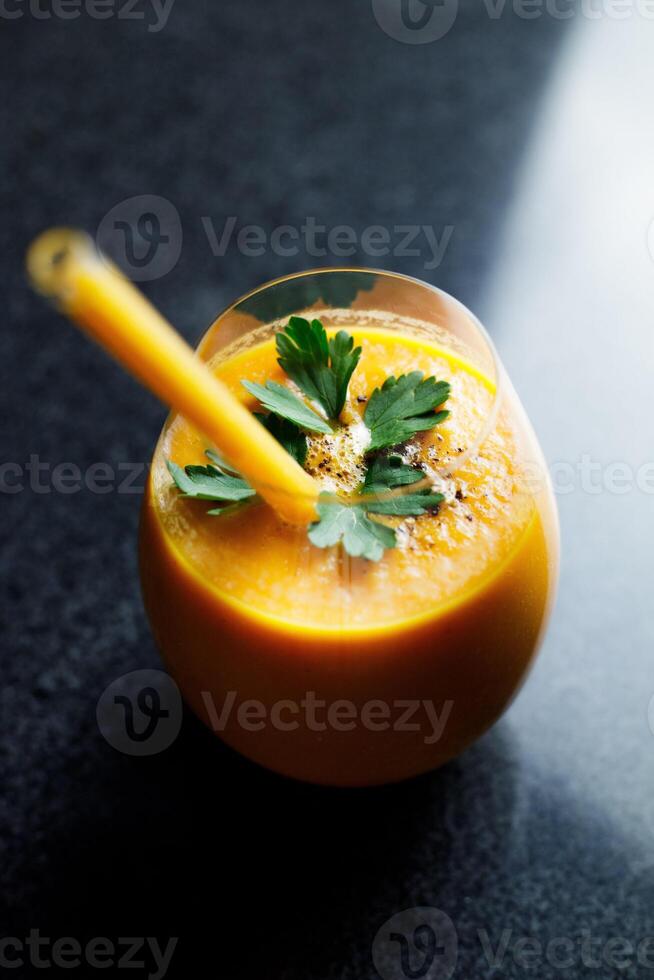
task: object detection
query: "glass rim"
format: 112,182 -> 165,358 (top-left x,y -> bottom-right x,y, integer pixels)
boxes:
189,267 -> 505,503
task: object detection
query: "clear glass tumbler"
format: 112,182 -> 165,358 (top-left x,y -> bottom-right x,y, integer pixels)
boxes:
140,269 -> 559,786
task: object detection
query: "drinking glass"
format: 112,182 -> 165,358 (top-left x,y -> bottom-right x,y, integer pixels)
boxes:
140,269 -> 559,786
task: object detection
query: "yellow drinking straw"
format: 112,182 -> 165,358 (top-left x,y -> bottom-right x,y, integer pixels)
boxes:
26,229 -> 319,525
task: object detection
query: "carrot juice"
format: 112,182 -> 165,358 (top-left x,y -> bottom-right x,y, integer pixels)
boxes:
139,273 -> 559,786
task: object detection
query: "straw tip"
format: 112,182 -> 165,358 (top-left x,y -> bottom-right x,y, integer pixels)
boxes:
26,227 -> 94,299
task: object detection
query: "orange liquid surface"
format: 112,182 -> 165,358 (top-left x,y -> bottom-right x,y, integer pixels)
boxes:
151,329 -> 537,629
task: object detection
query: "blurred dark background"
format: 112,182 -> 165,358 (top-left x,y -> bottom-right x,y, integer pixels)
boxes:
2,2 -> 654,978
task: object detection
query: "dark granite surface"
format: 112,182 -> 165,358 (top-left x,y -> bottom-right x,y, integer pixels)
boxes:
2,3 -> 654,978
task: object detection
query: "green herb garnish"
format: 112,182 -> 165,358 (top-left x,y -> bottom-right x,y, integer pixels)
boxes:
166,452 -> 255,514
168,318 -> 452,560
242,379 -> 332,434
275,316 -> 361,420
362,454 -> 445,516
307,455 -> 444,557
364,372 -> 450,451
256,412 -> 308,467
204,448 -> 238,473
362,454 -> 426,492
307,496 -> 396,562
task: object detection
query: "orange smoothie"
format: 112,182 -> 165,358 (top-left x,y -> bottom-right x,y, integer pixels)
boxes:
140,320 -> 558,786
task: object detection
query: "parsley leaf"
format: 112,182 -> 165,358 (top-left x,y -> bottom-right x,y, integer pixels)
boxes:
328,329 -> 363,416
166,456 -> 255,515
242,379 -> 332,435
256,412 -> 308,466
275,316 -> 361,419
204,448 -> 239,474
308,454 -> 446,560
308,496 -> 396,562
364,372 -> 451,451
362,454 -> 425,491
361,454 -> 445,516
